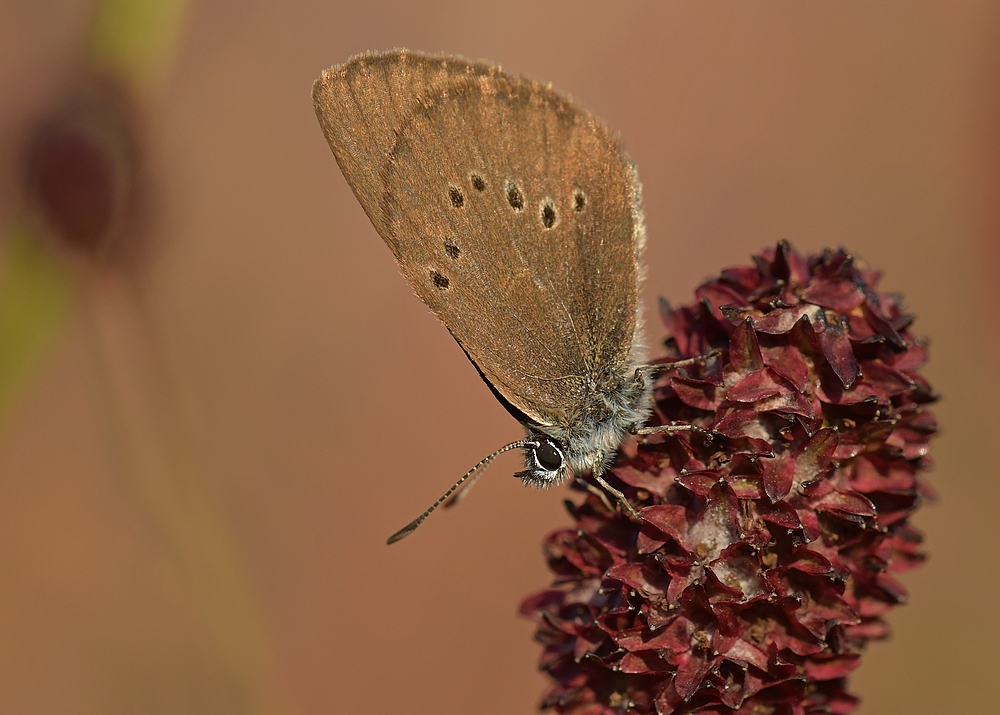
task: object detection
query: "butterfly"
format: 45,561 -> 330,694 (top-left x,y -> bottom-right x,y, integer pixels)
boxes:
313,50 -> 705,542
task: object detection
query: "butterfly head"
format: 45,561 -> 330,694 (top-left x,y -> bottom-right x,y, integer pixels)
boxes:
516,369 -> 654,488
516,435 -> 572,488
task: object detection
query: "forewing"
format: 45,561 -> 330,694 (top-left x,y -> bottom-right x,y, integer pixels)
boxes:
313,52 -> 643,427
312,49 -> 494,236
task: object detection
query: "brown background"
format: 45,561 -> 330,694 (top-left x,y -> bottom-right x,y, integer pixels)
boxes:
2,2 -> 999,714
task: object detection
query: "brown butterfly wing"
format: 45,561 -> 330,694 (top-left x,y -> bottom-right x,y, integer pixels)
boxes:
313,51 -> 644,428
312,50 -> 496,236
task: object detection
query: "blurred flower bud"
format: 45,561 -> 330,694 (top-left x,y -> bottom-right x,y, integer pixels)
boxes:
24,74 -> 143,265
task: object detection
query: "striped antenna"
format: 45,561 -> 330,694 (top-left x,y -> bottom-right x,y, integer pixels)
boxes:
386,439 -> 531,545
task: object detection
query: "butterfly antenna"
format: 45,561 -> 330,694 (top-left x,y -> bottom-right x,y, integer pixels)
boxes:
445,439 -> 537,509
386,439 -> 532,545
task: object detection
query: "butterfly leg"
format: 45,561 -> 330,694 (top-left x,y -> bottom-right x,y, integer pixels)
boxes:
633,349 -> 722,382
574,476 -> 617,513
634,423 -> 713,441
592,473 -> 641,521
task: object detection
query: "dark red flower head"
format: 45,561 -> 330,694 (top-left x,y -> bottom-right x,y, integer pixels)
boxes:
521,242 -> 936,715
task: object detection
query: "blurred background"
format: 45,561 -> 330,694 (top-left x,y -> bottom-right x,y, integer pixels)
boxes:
1,1 -> 997,713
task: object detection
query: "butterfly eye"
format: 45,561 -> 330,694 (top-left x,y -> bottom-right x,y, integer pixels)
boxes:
534,439 -> 563,472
